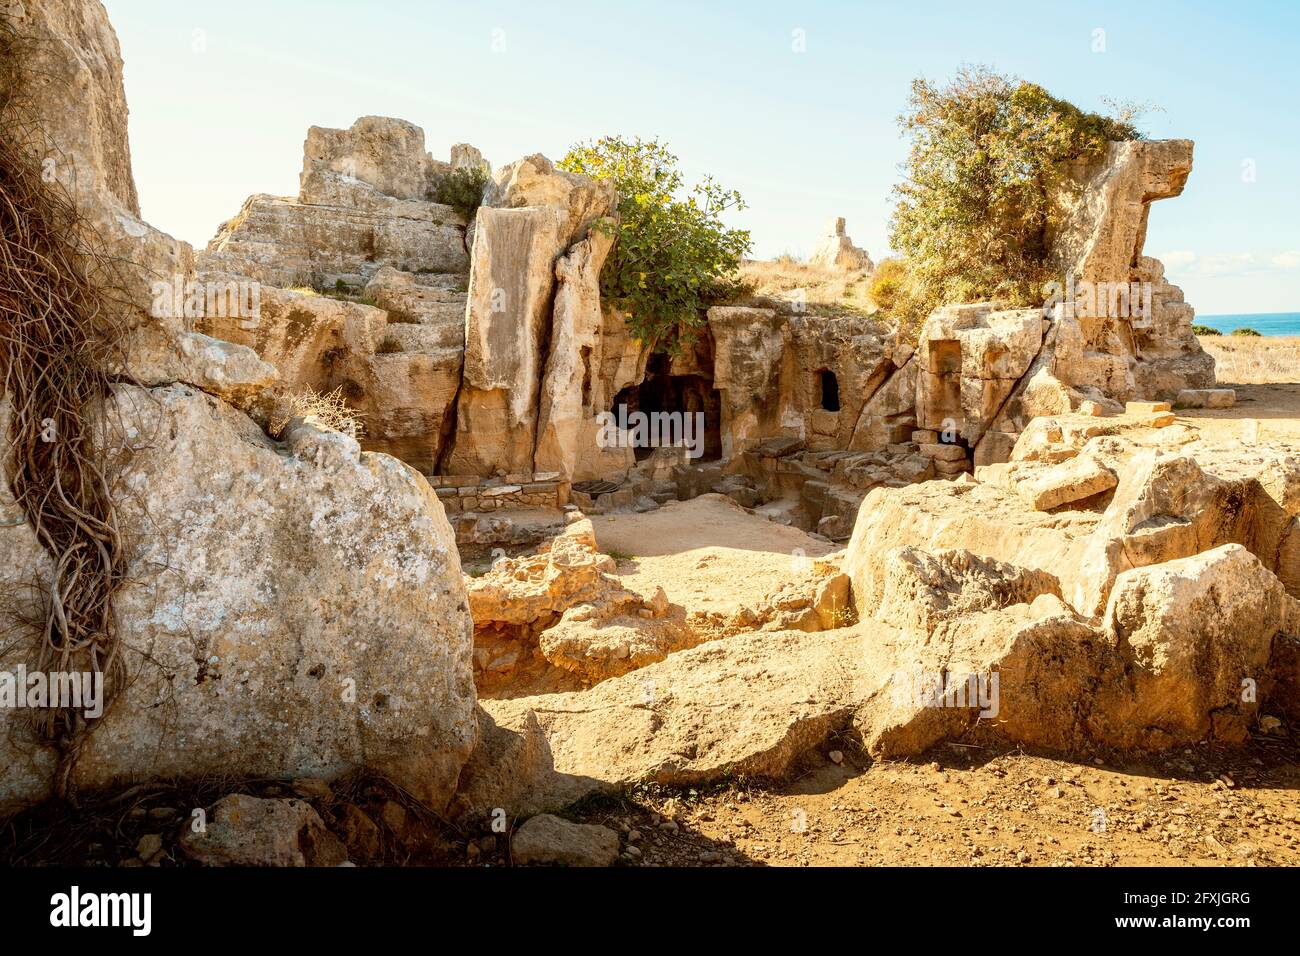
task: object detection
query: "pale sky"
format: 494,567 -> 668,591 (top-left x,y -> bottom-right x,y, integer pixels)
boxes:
104,0 -> 1300,315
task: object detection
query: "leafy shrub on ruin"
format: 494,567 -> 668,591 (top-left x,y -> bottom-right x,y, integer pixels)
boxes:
1192,324 -> 1221,336
431,165 -> 489,218
887,66 -> 1144,334
559,136 -> 752,352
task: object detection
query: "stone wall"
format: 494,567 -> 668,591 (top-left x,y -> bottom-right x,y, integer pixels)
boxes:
431,473 -> 570,515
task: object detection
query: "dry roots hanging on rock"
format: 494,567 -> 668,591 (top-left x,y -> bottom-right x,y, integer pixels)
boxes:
0,15 -> 135,797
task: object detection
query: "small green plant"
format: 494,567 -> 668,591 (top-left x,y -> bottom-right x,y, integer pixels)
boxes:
1192,324 -> 1222,336
603,548 -> 635,562
431,165 -> 490,218
1231,326 -> 1261,337
559,136 -> 751,353
375,335 -> 404,354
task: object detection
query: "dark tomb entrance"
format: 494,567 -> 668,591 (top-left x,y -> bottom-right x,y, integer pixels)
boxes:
610,353 -> 723,461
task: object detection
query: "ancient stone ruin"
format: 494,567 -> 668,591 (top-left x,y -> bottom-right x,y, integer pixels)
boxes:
809,216 -> 874,272
190,120 -> 1217,549
1,0 -> 1295,873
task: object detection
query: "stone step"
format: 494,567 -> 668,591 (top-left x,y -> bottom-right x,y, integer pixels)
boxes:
1125,400 -> 1172,415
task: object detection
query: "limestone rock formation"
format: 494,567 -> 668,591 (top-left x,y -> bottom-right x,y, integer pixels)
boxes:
199,277 -> 466,472
808,217 -> 874,272
852,539 -> 1298,757
707,306 -> 789,458
452,626 -> 868,820
903,140 -> 1217,470
11,1 -> 1289,844
465,520 -> 698,695
446,205 -> 569,474
444,158 -> 616,476
1,0 -> 269,394
847,412 -> 1300,621
201,116 -> 474,289
0,1 -> 478,816
487,153 -> 616,249
789,313 -> 894,450
849,354 -> 917,451
301,116 -> 453,206
857,546 -> 1062,637
915,303 -> 1045,449
533,229 -> 645,480
1049,139 -> 1214,403
120,328 -> 278,410
1100,544 -> 1298,745
706,305 -> 896,464
1,384 -> 479,814
1013,448 -> 1118,511
195,119 -> 486,472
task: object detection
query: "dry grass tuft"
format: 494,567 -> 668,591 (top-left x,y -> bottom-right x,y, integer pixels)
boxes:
1199,335 -> 1300,385
280,385 -> 366,439
737,258 -> 878,319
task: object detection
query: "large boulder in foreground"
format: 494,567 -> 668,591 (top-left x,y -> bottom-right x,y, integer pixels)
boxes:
1097,544 -> 1300,746
0,384 -> 477,814
853,543 -> 1300,757
847,413 -> 1300,619
451,626 -> 868,821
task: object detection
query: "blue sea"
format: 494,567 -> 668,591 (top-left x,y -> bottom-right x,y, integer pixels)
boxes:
1197,313 -> 1300,336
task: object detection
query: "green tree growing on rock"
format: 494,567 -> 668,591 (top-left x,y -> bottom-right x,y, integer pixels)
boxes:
431,165 -> 489,218
887,65 -> 1144,334
559,136 -> 751,352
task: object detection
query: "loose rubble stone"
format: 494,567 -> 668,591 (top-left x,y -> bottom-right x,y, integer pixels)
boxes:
511,814 -> 620,867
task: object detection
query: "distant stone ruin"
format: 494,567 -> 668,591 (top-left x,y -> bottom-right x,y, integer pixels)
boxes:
808,216 -> 874,272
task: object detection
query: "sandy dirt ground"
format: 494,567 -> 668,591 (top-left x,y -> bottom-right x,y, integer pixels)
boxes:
563,739 -> 1300,867
589,495 -> 836,615
1185,335 -> 1300,442
1178,383 -> 1300,445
